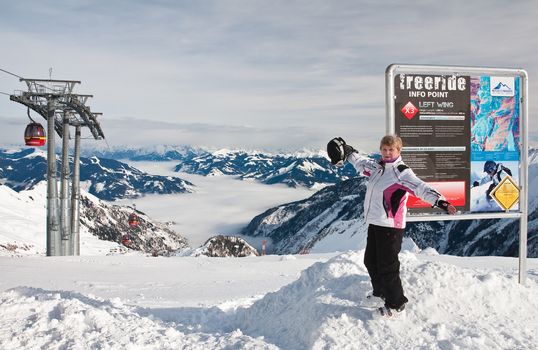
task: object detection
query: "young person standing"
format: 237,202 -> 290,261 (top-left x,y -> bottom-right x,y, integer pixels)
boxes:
327,135 -> 457,317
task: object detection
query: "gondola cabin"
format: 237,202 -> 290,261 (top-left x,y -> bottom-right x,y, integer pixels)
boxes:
121,234 -> 131,246
128,213 -> 139,227
24,122 -> 46,146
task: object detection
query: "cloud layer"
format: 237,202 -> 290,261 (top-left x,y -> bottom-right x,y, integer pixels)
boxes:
1,0 -> 537,150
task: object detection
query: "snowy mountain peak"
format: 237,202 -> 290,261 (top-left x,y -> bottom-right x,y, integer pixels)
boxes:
212,148 -> 234,156
180,235 -> 259,257
174,148 -> 356,189
1,147 -> 195,201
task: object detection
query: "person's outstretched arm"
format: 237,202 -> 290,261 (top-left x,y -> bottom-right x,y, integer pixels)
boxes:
398,166 -> 457,215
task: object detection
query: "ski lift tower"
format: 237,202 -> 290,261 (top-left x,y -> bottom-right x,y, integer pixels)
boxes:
10,78 -> 105,256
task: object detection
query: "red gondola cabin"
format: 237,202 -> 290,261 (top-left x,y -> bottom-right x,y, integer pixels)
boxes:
121,234 -> 131,246
24,122 -> 46,147
128,213 -> 139,227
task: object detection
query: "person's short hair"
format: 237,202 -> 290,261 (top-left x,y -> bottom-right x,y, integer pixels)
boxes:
380,135 -> 402,151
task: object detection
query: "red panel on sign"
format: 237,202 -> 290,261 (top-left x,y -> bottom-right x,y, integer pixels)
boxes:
408,181 -> 466,208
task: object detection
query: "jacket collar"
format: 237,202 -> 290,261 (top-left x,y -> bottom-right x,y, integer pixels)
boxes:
379,156 -> 402,166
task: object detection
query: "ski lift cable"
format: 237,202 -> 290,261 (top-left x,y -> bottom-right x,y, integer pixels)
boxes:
0,67 -> 23,79
1,66 -> 65,93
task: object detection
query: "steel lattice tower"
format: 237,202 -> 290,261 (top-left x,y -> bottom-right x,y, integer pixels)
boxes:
10,78 -> 104,256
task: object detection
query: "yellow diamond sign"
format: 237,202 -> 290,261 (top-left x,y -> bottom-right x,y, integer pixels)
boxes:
490,175 -> 520,211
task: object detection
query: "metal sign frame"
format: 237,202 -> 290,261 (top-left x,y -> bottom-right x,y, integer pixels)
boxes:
385,64 -> 528,283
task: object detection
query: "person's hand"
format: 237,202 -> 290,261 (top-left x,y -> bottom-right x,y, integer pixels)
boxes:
327,137 -> 357,166
342,143 -> 356,159
436,199 -> 457,215
327,138 -> 344,165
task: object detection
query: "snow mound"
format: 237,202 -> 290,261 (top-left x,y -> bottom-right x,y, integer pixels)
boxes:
1,252 -> 537,349
0,287 -> 275,350
420,247 -> 440,255
232,251 -> 538,349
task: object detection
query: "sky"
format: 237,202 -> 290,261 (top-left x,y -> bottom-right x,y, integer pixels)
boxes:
1,0 -> 537,152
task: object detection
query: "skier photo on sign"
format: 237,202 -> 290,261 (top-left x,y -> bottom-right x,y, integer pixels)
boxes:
473,160 -> 513,201
326,135 -> 457,318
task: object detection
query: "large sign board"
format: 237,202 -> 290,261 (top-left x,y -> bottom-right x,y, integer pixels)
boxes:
395,74 -> 471,212
385,64 -> 529,284
386,65 -> 527,217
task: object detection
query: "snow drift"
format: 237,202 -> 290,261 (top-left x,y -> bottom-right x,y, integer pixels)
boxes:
1,251 -> 536,349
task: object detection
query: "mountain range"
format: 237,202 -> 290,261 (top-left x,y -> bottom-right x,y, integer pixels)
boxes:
2,145 -> 537,258
174,149 -> 359,189
84,145 -> 364,189
0,148 -> 194,201
241,156 -> 538,258
0,147 -> 195,255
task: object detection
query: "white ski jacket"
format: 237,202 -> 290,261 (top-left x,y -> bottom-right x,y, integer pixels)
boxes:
479,163 -> 512,187
347,153 -> 444,229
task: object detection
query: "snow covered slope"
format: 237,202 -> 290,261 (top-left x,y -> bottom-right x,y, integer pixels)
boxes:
242,153 -> 538,258
242,177 -> 369,254
0,251 -> 536,349
0,182 -> 189,256
0,182 -> 117,255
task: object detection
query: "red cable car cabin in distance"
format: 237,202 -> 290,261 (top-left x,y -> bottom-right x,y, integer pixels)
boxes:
121,234 -> 130,246
24,122 -> 46,146
128,213 -> 139,227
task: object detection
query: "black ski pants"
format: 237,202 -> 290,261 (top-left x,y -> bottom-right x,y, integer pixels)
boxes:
364,224 -> 408,309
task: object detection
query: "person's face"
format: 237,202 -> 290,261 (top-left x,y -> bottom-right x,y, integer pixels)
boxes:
380,144 -> 401,161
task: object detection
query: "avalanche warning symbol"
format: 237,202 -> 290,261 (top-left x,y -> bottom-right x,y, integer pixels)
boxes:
490,175 -> 520,211
401,101 -> 418,120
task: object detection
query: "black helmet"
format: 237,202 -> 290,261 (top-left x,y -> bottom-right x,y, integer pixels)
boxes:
327,137 -> 345,165
484,160 -> 497,173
